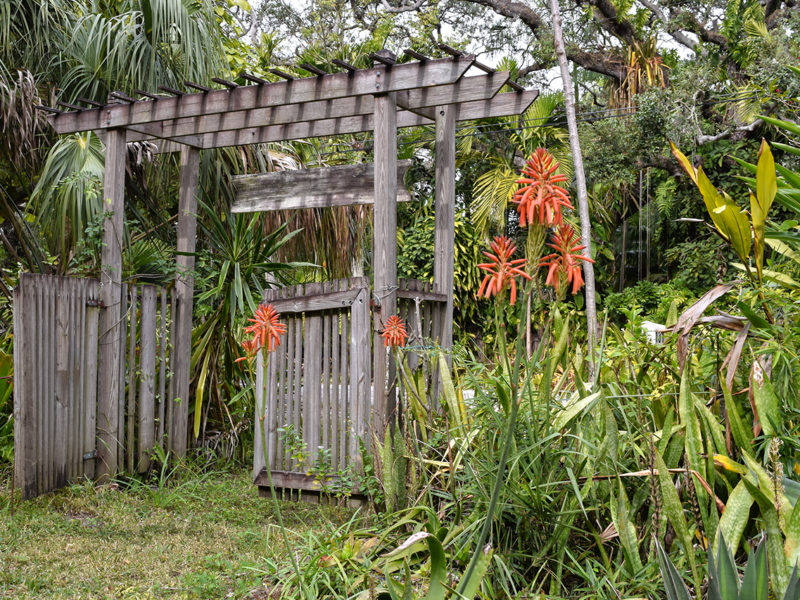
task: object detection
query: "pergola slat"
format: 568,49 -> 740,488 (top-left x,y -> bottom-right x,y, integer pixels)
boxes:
122,72 -> 509,144
48,57 -> 474,134
145,89 -> 538,150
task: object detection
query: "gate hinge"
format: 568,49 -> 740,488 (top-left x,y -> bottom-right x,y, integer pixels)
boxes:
83,450 -> 97,461
86,299 -> 104,308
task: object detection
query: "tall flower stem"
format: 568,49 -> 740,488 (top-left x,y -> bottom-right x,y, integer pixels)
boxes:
256,350 -> 308,599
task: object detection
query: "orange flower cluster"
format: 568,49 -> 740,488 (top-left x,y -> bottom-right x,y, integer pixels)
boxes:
539,224 -> 594,294
512,148 -> 573,227
477,235 -> 531,305
381,315 -> 409,348
236,303 -> 286,362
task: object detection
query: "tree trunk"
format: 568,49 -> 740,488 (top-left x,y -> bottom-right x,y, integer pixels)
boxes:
549,0 -> 599,367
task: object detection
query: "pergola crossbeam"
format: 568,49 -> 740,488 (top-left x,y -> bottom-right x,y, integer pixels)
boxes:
48,57 -> 474,134
140,89 -> 538,150
121,73 -> 509,144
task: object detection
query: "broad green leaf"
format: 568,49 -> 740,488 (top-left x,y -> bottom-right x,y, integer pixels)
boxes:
457,544 -> 493,600
785,501 -> 800,570
611,480 -> 643,574
552,392 -> 601,430
655,447 -> 700,589
717,480 -> 754,555
756,140 -> 777,218
743,480 -> 789,596
438,352 -> 462,431
679,369 -> 706,480
670,142 -> 698,184
761,115 -> 800,137
752,366 -> 780,437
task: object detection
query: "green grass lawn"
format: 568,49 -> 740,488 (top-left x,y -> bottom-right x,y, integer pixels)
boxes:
0,465 -> 357,599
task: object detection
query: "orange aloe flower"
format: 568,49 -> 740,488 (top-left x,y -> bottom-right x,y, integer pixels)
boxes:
236,303 -> 286,362
539,224 -> 594,294
512,148 -> 574,227
477,235 -> 531,305
381,315 -> 409,348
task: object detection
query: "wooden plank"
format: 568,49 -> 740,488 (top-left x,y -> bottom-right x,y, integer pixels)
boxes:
83,281 -> 100,481
321,308 -> 331,459
37,277 -> 46,493
304,283 -> 323,462
291,309 -> 303,470
372,92 -> 398,436
265,324 -> 278,470
396,287 -> 448,303
54,277 -> 69,487
118,283 -> 128,467
265,288 -> 362,314
122,73 -> 508,143
157,287 -> 168,443
138,285 -> 157,472
171,146 -> 200,457
339,306 -> 349,471
50,57 -> 474,133
434,105 -> 455,353
68,278 -> 80,480
46,277 -> 56,492
14,276 -> 36,497
254,468 -> 360,494
351,287 -> 371,467
253,348 -> 266,480
166,290 -> 177,450
126,285 -> 138,473
97,128 -> 126,481
329,286 -> 341,470
278,312 -> 294,471
144,90 -> 539,151
231,161 -> 412,213
274,310 -> 288,470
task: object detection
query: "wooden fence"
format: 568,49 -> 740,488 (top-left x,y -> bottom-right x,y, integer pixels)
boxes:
253,278 -> 371,493
14,273 -> 177,498
253,277 -> 447,497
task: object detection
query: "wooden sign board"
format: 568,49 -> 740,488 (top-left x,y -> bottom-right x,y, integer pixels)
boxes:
231,160 -> 413,213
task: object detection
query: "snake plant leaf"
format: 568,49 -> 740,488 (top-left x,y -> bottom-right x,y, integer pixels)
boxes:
717,480 -> 754,556
457,544 -> 493,600
752,364 -> 780,437
655,447 -> 701,589
552,392 -> 601,430
784,500 -> 800,570
679,369 -> 706,480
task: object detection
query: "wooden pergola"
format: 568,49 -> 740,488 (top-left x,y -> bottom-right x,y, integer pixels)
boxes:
43,47 -> 538,486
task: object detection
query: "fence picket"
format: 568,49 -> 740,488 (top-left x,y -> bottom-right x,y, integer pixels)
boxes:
138,285 -> 157,472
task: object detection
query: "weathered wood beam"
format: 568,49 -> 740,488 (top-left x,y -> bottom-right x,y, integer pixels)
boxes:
231,161 -> 412,213
147,90 -> 539,150
433,104 -> 455,354
122,73 -> 509,144
169,147 -> 200,458
268,288 -> 362,313
96,129 -> 126,482
372,93 -> 397,436
48,57 -> 474,134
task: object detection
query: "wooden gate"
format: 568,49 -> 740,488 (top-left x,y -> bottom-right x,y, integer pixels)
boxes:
253,277 -> 371,495
13,273 -> 176,498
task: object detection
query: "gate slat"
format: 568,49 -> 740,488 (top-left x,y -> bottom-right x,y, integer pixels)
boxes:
84,282 -> 99,481
126,285 -> 138,473
292,308 -> 303,471
46,277 -> 55,491
339,306 -> 349,470
55,277 -> 68,488
329,282 -> 341,471
138,285 -> 157,472
115,283 -> 127,469
157,287 -> 168,443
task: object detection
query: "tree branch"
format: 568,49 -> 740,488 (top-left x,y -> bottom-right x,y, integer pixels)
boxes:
696,119 -> 763,145
637,0 -> 698,51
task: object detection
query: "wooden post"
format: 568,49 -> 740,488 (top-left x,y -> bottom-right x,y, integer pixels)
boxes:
171,146 -> 200,457
372,90 -> 397,435
434,105 -> 455,350
96,128 -> 126,482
